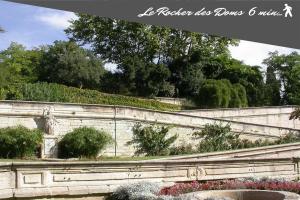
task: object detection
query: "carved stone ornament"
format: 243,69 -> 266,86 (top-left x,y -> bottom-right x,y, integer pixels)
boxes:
42,106 -> 58,135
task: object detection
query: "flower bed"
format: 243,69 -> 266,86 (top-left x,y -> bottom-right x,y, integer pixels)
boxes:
160,179 -> 300,196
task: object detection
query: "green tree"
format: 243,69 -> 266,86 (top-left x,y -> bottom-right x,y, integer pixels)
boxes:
167,51 -> 205,97
264,66 -> 281,106
110,56 -> 174,97
66,15 -> 237,98
218,59 -> 265,106
0,42 -> 42,85
38,41 -> 106,89
263,51 -> 300,105
67,15 -> 237,65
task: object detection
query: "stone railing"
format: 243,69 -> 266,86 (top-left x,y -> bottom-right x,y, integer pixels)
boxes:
160,142 -> 300,160
179,106 -> 300,129
0,157 -> 299,199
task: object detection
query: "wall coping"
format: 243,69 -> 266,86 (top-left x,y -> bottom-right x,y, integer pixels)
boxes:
0,100 -> 297,112
158,142 -> 300,160
0,157 -> 292,168
180,105 -> 298,112
0,100 -> 299,131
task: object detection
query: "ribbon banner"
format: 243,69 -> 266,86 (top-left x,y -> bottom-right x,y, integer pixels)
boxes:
5,0 -> 300,48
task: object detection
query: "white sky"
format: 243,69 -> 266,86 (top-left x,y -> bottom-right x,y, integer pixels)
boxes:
229,40 -> 300,67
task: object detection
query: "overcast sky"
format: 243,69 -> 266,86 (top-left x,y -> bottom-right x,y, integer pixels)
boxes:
0,1 -> 299,69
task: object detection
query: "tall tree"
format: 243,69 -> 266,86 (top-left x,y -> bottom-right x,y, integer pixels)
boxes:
66,15 -> 237,65
66,15 -> 237,98
263,51 -> 300,105
38,41 -> 106,89
264,66 -> 281,105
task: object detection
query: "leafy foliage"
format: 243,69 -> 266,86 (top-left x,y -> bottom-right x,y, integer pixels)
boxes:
38,41 -> 105,89
192,123 -> 300,154
66,15 -> 242,100
114,56 -> 174,97
263,51 -> 300,105
58,127 -> 113,158
0,126 -> 43,158
218,59 -> 265,107
195,79 -> 248,108
128,123 -> 178,156
264,66 -> 281,106
0,42 -> 42,85
1,82 -> 181,111
67,15 -> 236,65
194,123 -> 240,153
169,144 -> 196,155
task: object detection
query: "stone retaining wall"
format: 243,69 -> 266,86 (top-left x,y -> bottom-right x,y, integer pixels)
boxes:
0,101 -> 299,157
180,106 -> 300,129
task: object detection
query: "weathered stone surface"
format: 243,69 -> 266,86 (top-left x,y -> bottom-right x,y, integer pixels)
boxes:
0,101 -> 299,158
0,157 -> 299,199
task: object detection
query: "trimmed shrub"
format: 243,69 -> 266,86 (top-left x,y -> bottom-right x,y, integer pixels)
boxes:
58,127 -> 113,158
0,126 -> 43,158
128,123 -> 178,156
1,82 -> 181,111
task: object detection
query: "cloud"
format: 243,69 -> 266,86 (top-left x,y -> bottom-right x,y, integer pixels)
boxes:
35,10 -> 77,29
229,40 -> 300,68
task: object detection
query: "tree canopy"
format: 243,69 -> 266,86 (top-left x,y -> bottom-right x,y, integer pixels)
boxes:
0,42 -> 42,85
38,41 -> 106,89
0,15 -> 298,109
66,15 -> 238,65
263,51 -> 300,105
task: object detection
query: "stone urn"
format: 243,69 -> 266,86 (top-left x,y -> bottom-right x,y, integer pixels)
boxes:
187,190 -> 300,200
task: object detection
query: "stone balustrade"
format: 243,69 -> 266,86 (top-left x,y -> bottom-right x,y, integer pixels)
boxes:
0,157 -> 299,199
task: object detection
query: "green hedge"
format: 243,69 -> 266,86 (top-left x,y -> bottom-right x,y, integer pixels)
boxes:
0,126 -> 43,158
58,127 -> 113,158
0,83 -> 181,111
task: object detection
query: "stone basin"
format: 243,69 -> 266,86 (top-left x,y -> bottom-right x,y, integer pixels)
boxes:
189,190 -> 300,200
